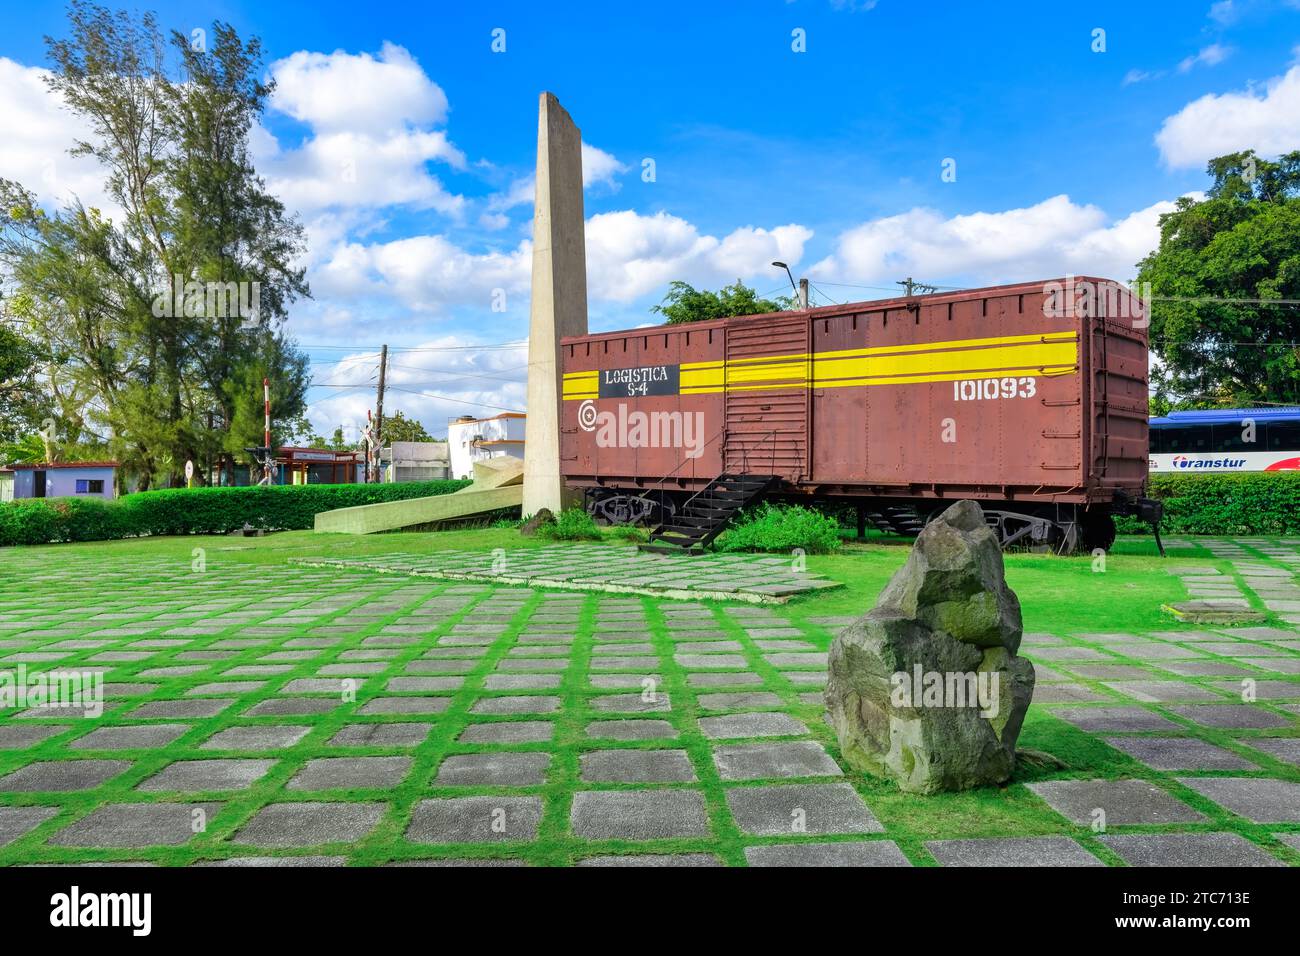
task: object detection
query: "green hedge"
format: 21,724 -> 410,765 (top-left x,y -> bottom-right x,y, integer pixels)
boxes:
1117,473 -> 1300,536
0,480 -> 471,546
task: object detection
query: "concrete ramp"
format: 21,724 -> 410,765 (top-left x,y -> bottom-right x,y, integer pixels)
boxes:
470,457 -> 524,489
314,461 -> 524,535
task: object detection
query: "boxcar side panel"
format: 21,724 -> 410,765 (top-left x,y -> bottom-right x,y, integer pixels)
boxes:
810,289 -> 1086,493
560,325 -> 725,486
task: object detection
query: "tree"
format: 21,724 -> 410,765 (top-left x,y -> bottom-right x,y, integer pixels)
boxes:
1137,149 -> 1300,407
380,410 -> 434,443
328,427 -> 353,451
0,324 -> 44,440
0,3 -> 310,488
651,280 -> 792,324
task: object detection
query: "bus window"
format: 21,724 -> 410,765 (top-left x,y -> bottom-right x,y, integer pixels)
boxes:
1164,425 -> 1211,452
1265,421 -> 1300,451
1212,424 -> 1251,451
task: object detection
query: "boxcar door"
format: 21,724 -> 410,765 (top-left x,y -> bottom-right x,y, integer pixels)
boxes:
722,315 -> 810,480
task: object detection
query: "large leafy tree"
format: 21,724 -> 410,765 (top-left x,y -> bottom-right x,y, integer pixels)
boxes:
651,280 -> 791,324
0,2 -> 310,488
0,324 -> 44,440
1137,150 -> 1300,407
381,410 -> 434,443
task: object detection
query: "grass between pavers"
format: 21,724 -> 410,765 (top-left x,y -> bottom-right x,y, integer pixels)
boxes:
0,529 -> 1295,866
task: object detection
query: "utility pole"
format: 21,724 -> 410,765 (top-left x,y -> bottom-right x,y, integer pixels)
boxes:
772,261 -> 811,310
255,377 -> 273,486
372,344 -> 388,483
897,277 -> 939,297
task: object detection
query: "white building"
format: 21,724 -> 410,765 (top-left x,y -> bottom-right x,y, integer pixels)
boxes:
383,441 -> 450,482
447,413 -> 525,480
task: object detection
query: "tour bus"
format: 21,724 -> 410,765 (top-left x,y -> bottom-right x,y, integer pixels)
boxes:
1149,408 -> 1300,472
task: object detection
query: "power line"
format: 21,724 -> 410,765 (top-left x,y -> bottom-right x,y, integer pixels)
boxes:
808,282 -> 843,306
385,385 -> 524,413
297,342 -> 527,352
1150,295 -> 1300,307
309,364 -> 527,389
384,362 -> 527,379
815,280 -> 968,293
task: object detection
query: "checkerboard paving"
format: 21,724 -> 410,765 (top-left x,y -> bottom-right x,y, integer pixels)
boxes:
290,545 -> 842,602
0,538 -> 1296,866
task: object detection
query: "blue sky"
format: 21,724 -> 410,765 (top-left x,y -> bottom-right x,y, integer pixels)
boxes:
3,0 -> 1299,437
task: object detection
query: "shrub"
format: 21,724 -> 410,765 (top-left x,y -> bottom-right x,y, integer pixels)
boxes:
0,480 -> 471,547
1118,473 -> 1300,537
714,502 -> 842,554
605,524 -> 649,543
536,506 -> 602,541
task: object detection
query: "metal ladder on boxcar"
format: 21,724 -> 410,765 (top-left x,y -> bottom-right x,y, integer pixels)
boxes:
638,474 -> 776,555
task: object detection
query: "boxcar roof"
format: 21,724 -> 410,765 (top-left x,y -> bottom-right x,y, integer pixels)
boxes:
561,276 -> 1127,344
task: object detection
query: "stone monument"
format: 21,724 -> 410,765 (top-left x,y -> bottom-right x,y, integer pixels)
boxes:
825,499 -> 1036,793
522,92 -> 588,517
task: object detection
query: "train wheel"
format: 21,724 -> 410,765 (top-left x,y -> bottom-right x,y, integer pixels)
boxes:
1081,512 -> 1117,553
585,490 -> 674,526
981,508 -> 1085,553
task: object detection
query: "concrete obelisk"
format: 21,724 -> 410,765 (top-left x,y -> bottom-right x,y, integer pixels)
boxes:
522,92 -> 588,517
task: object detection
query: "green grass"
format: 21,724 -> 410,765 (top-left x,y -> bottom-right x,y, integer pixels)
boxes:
0,528 -> 1296,866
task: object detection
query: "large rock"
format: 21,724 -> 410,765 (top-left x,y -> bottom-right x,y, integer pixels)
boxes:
825,500 -> 1035,793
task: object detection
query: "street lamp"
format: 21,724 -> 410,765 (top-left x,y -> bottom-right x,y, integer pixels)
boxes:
772,260 -> 808,310
772,261 -> 797,296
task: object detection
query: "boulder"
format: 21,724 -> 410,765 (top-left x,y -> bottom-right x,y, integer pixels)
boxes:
519,508 -> 554,537
825,499 -> 1035,793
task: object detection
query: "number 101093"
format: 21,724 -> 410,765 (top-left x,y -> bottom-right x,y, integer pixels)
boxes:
952,377 -> 1038,401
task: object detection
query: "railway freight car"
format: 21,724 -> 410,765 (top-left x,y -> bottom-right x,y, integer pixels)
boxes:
559,277 -> 1162,554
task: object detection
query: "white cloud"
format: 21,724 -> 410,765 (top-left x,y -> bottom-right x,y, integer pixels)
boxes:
1208,0 -> 1238,25
0,57 -> 118,215
581,142 -> 629,188
308,336 -> 528,438
1124,43 -> 1229,87
1177,43 -> 1232,73
1123,68 -> 1161,86
485,175 -> 537,214
269,42 -> 448,134
311,210 -> 812,314
1156,64 -> 1300,167
809,195 -> 1178,287
314,234 -> 533,313
262,127 -> 466,216
483,141 -> 630,222
585,211 -> 812,302
260,43 -> 466,216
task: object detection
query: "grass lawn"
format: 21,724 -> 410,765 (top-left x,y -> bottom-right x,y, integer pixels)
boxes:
0,528 -> 1296,866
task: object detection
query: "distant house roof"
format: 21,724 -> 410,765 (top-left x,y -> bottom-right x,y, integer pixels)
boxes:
449,412 -> 525,426
2,461 -> 119,471
276,447 -> 363,461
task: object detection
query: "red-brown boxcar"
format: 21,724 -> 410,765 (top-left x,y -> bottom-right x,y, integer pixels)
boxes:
560,277 -> 1159,552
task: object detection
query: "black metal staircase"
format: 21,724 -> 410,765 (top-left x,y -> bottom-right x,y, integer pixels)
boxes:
638,474 -> 775,555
